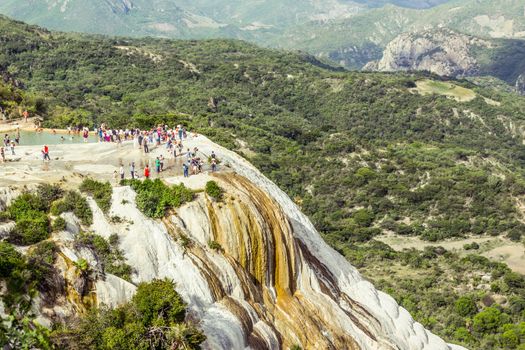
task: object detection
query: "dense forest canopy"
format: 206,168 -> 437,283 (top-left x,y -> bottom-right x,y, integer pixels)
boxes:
1,15 -> 525,349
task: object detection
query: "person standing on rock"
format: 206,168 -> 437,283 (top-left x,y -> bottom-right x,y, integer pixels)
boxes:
0,147 -> 5,163
155,157 -> 161,173
183,162 -> 189,178
10,141 -> 15,155
130,162 -> 135,180
144,165 -> 150,179
120,165 -> 125,180
42,145 -> 50,161
143,138 -> 149,154
113,170 -> 119,185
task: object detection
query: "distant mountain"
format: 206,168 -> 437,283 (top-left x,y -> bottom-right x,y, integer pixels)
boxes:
0,0 -> 234,38
0,0 -> 469,43
364,28 -> 525,94
0,0 -> 524,89
278,0 -> 525,68
354,0 -> 453,8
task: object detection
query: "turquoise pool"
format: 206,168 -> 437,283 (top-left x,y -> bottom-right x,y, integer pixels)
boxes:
2,130 -> 97,146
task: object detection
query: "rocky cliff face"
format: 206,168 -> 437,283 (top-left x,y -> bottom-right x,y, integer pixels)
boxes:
105,0 -> 134,14
364,29 -> 489,77
365,28 -> 525,95
0,137 -> 466,349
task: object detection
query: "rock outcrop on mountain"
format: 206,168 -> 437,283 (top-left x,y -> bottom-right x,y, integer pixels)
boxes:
364,29 -> 488,77
365,28 -> 525,94
0,136 -> 466,350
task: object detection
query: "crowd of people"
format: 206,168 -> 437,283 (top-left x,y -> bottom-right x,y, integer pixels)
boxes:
1,121 -> 221,182
90,123 -> 221,183
2,125 -> 21,161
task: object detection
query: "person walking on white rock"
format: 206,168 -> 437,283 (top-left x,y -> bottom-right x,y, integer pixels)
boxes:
130,162 -> 135,180
42,145 -> 51,161
113,170 -> 119,185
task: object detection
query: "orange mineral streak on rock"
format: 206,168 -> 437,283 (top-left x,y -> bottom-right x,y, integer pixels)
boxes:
190,173 -> 362,349
56,252 -> 97,314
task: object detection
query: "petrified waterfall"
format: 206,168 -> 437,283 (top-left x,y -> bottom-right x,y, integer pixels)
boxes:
86,137 -> 464,350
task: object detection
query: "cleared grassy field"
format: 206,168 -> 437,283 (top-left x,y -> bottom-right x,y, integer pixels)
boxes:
412,79 -> 477,102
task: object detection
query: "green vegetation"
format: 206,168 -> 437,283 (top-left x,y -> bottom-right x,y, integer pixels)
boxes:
207,240 -> 223,252
205,181 -> 223,201
73,258 -> 89,272
51,216 -> 67,232
338,241 -> 525,349
53,279 -> 205,349
79,178 -> 112,213
0,185 -> 203,349
414,80 -> 477,102
7,193 -> 50,245
50,191 -> 93,226
123,179 -> 194,218
0,241 -> 56,349
75,232 -> 133,281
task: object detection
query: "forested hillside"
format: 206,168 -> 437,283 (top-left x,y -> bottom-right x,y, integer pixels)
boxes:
1,0 -> 523,72
1,16 -> 525,349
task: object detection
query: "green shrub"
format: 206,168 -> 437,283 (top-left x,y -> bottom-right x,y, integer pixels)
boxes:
11,210 -> 50,246
75,232 -> 132,281
105,263 -> 133,282
50,200 -> 70,216
0,241 -> 25,278
207,240 -> 223,252
80,179 -> 112,213
205,181 -> 222,201
37,184 -> 64,209
453,327 -> 474,344
124,179 -> 194,218
499,328 -> 519,348
8,193 -> 46,221
52,217 -> 67,232
455,296 -> 478,317
352,209 -> 375,227
464,242 -> 480,250
503,272 -> 525,290
28,241 -> 58,266
473,307 -> 508,334
132,279 -> 187,325
54,279 -> 205,349
26,241 -> 59,290
52,191 -> 93,226
74,258 -> 89,272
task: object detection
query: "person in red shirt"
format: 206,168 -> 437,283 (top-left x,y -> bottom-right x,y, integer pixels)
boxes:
23,110 -> 29,123
42,145 -> 50,161
144,165 -> 150,179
